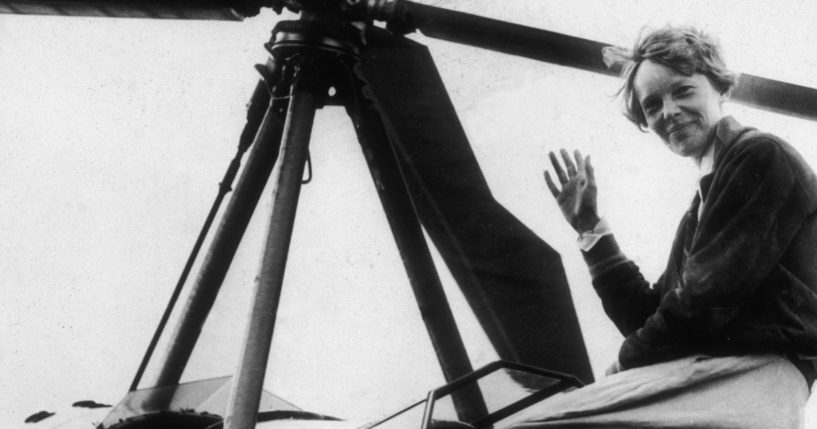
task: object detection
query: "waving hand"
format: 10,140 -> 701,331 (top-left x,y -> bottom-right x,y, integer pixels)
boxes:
544,149 -> 600,233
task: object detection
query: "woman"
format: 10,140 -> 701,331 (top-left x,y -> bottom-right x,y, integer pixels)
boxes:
523,25 -> 817,428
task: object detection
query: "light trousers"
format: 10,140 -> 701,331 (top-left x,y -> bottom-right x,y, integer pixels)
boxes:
506,354 -> 809,429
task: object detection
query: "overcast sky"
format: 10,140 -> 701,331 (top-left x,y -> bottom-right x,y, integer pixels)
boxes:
2,1 -> 817,427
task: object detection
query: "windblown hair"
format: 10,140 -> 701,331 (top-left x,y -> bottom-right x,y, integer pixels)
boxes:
602,26 -> 739,130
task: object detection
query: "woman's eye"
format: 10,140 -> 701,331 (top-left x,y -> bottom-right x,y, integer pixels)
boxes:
675,86 -> 693,96
644,103 -> 659,115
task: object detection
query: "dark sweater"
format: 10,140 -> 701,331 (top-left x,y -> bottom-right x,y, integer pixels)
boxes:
584,117 -> 817,385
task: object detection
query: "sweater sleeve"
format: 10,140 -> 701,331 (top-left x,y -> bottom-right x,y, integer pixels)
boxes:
582,234 -> 662,337
618,137 -> 810,369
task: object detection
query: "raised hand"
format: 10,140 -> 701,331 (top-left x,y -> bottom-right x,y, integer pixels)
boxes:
544,149 -> 600,233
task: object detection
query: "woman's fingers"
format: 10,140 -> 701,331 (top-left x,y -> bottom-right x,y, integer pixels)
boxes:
549,151 -> 569,184
547,149 -> 591,199
574,149 -> 584,173
544,171 -> 560,198
561,148 -> 577,177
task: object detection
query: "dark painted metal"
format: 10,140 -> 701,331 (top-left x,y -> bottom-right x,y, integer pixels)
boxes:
393,1 -> 617,76
394,0 -> 817,121
342,55 -> 488,422
152,64 -> 288,388
3,0 -> 816,119
224,75 -> 318,429
358,28 -> 595,384
734,73 -> 817,122
129,80 -> 270,393
0,0 -> 247,19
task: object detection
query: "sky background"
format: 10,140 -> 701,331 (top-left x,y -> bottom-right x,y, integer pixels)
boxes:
2,1 -> 817,427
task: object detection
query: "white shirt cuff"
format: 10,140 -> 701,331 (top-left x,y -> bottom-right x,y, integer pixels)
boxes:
577,217 -> 612,251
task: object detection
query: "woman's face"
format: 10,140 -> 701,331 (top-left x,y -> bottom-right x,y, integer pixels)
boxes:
633,60 -> 727,162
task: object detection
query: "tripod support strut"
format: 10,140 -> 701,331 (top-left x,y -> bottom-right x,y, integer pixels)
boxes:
152,62 -> 289,390
341,57 -> 488,423
225,57 -> 321,429
143,17 -> 490,428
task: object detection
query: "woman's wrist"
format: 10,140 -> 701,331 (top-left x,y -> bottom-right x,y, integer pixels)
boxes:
574,215 -> 602,233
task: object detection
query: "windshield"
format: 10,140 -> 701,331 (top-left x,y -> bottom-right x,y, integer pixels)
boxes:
365,361 -> 581,429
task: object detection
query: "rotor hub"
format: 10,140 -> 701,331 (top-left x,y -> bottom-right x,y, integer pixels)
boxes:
268,19 -> 363,59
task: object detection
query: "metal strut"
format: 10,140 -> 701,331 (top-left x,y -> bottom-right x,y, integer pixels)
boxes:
224,57 -> 321,429
138,17 -> 488,429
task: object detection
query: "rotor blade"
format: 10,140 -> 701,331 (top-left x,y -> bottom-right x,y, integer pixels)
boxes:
391,1 -> 817,121
733,74 -> 817,122
357,27 -> 595,383
391,1 -> 616,77
0,0 -> 255,20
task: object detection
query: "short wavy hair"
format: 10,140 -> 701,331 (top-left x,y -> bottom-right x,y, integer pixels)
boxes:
602,26 -> 739,131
